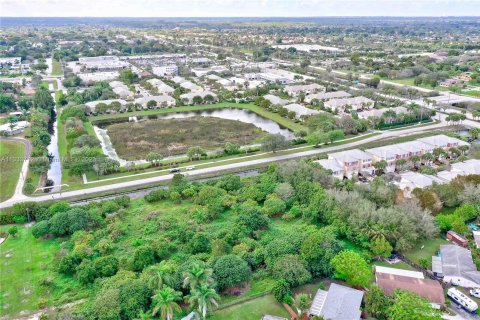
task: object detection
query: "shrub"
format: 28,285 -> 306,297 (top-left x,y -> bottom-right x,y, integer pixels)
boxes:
94,255 -> 119,278
144,189 -> 168,203
132,245 -> 156,272
31,220 -> 50,238
213,254 -> 251,292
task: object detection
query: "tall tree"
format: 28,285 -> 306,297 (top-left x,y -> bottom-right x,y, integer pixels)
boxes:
183,263 -> 214,290
187,284 -> 220,319
151,287 -> 182,320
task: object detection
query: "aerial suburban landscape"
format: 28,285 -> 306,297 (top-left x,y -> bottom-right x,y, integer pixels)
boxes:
0,1 -> 480,319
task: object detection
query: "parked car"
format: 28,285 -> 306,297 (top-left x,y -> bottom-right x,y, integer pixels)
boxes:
186,166 -> 196,170
470,289 -> 480,298
170,168 -> 181,173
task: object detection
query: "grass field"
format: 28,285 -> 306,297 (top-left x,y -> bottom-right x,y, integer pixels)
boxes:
0,140 -> 25,202
51,59 -> 62,77
403,237 -> 448,268
106,116 -> 265,160
0,225 -> 90,318
210,294 -> 289,320
90,102 -> 305,132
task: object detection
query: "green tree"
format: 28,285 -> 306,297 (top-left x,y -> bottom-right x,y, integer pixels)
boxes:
213,254 -> 251,291
183,263 -> 214,290
364,285 -> 392,320
327,129 -> 345,143
132,245 -> 156,272
300,227 -> 341,277
260,133 -> 291,153
146,152 -> 163,167
187,284 -> 220,319
34,87 -> 55,111
331,250 -> 372,287
8,226 -> 19,237
31,220 -> 50,238
187,146 -> 205,161
151,286 -> 182,320
192,96 -> 203,105
273,279 -> 292,302
294,293 -> 311,319
388,290 -> 442,320
92,289 -> 121,320
272,254 -> 312,287
370,236 -> 393,258
147,261 -> 174,290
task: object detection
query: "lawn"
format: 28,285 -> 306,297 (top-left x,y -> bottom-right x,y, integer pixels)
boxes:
89,102 -> 305,132
403,237 -> 448,268
0,225 -> 90,318
106,116 -> 265,160
51,59 -> 62,77
210,294 -> 289,320
0,140 -> 25,202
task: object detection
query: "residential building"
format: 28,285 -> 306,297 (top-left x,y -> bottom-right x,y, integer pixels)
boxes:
417,135 -> 469,150
314,159 -> 344,179
282,103 -> 320,119
393,172 -> 445,196
180,91 -> 218,104
263,94 -> 289,106
375,266 -> 445,308
0,121 -> 30,136
324,96 -> 374,112
284,83 -> 325,97
304,91 -> 351,104
180,81 -> 203,93
0,57 -> 25,74
309,283 -> 363,320
109,80 -> 133,99
435,245 -> 480,288
77,56 -> 128,71
152,65 -> 178,77
85,99 -> 127,114
78,71 -> 120,82
191,65 -> 228,77
328,149 -> 373,178
146,78 -> 175,95
134,95 -> 176,108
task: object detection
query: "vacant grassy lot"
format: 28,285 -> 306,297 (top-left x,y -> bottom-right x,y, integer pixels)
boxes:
0,140 -> 25,202
210,294 -> 289,320
0,225 -> 89,318
403,237 -> 449,268
51,59 -> 62,76
107,116 -> 265,160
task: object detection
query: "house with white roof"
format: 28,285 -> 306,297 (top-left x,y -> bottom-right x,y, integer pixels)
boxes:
394,171 -> 445,196
147,78 -> 175,95
263,94 -> 289,106
284,83 -> 325,97
0,121 -> 30,135
417,135 -> 469,150
328,149 -> 373,178
152,65 -> 178,77
314,159 -> 344,179
304,91 -> 351,104
109,80 -> 133,99
134,95 -> 176,108
180,81 -> 203,93
437,159 -> 480,182
180,91 -> 218,105
309,283 -> 363,320
85,99 -> 127,114
282,103 -> 320,120
325,96 -> 374,112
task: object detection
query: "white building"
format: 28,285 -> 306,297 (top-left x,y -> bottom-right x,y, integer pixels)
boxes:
152,65 -> 178,77
328,149 -> 374,178
0,121 -> 30,135
147,78 -> 175,95
325,96 -> 374,112
0,57 -> 25,75
77,56 -> 128,71
109,80 -> 133,99
314,159 -> 344,179
304,91 -> 351,103
180,81 -> 203,93
180,91 -> 218,104
309,283 -> 363,320
85,99 -> 127,113
134,95 -> 176,108
78,71 -> 119,82
417,134 -> 469,150
283,103 -> 320,119
393,172 -> 445,196
284,83 -> 325,97
437,159 -> 480,182
264,94 -> 289,106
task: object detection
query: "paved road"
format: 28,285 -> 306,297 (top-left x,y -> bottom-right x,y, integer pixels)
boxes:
0,122 -> 449,208
0,137 -> 32,201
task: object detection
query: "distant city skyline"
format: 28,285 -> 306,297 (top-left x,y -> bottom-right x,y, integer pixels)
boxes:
1,0 -> 480,17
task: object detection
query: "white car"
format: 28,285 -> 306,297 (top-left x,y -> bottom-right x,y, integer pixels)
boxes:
186,166 -> 196,170
470,289 -> 480,298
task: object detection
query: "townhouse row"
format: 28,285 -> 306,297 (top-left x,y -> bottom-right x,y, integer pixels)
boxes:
315,134 -> 469,179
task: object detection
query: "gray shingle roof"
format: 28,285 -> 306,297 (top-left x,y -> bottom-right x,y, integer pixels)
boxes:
310,283 -> 364,320
441,245 -> 480,285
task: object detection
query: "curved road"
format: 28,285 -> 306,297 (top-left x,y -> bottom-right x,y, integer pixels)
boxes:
0,121 -> 450,208
0,136 -> 32,201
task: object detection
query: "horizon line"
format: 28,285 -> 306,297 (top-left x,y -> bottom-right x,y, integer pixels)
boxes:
2,15 -> 480,18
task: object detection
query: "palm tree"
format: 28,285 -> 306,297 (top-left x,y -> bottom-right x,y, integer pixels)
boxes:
432,147 -> 446,161
410,155 -> 421,169
183,263 -> 214,290
449,147 -> 461,159
395,159 -> 407,172
148,261 -> 174,290
151,287 -> 182,320
421,152 -> 434,164
294,293 -> 311,319
187,284 -> 220,319
135,310 -> 153,320
373,160 -> 388,175
459,145 -> 469,155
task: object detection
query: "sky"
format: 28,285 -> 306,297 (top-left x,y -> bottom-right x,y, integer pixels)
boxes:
1,0 -> 480,17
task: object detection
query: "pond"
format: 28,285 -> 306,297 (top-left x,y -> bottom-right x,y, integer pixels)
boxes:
93,108 -> 295,165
